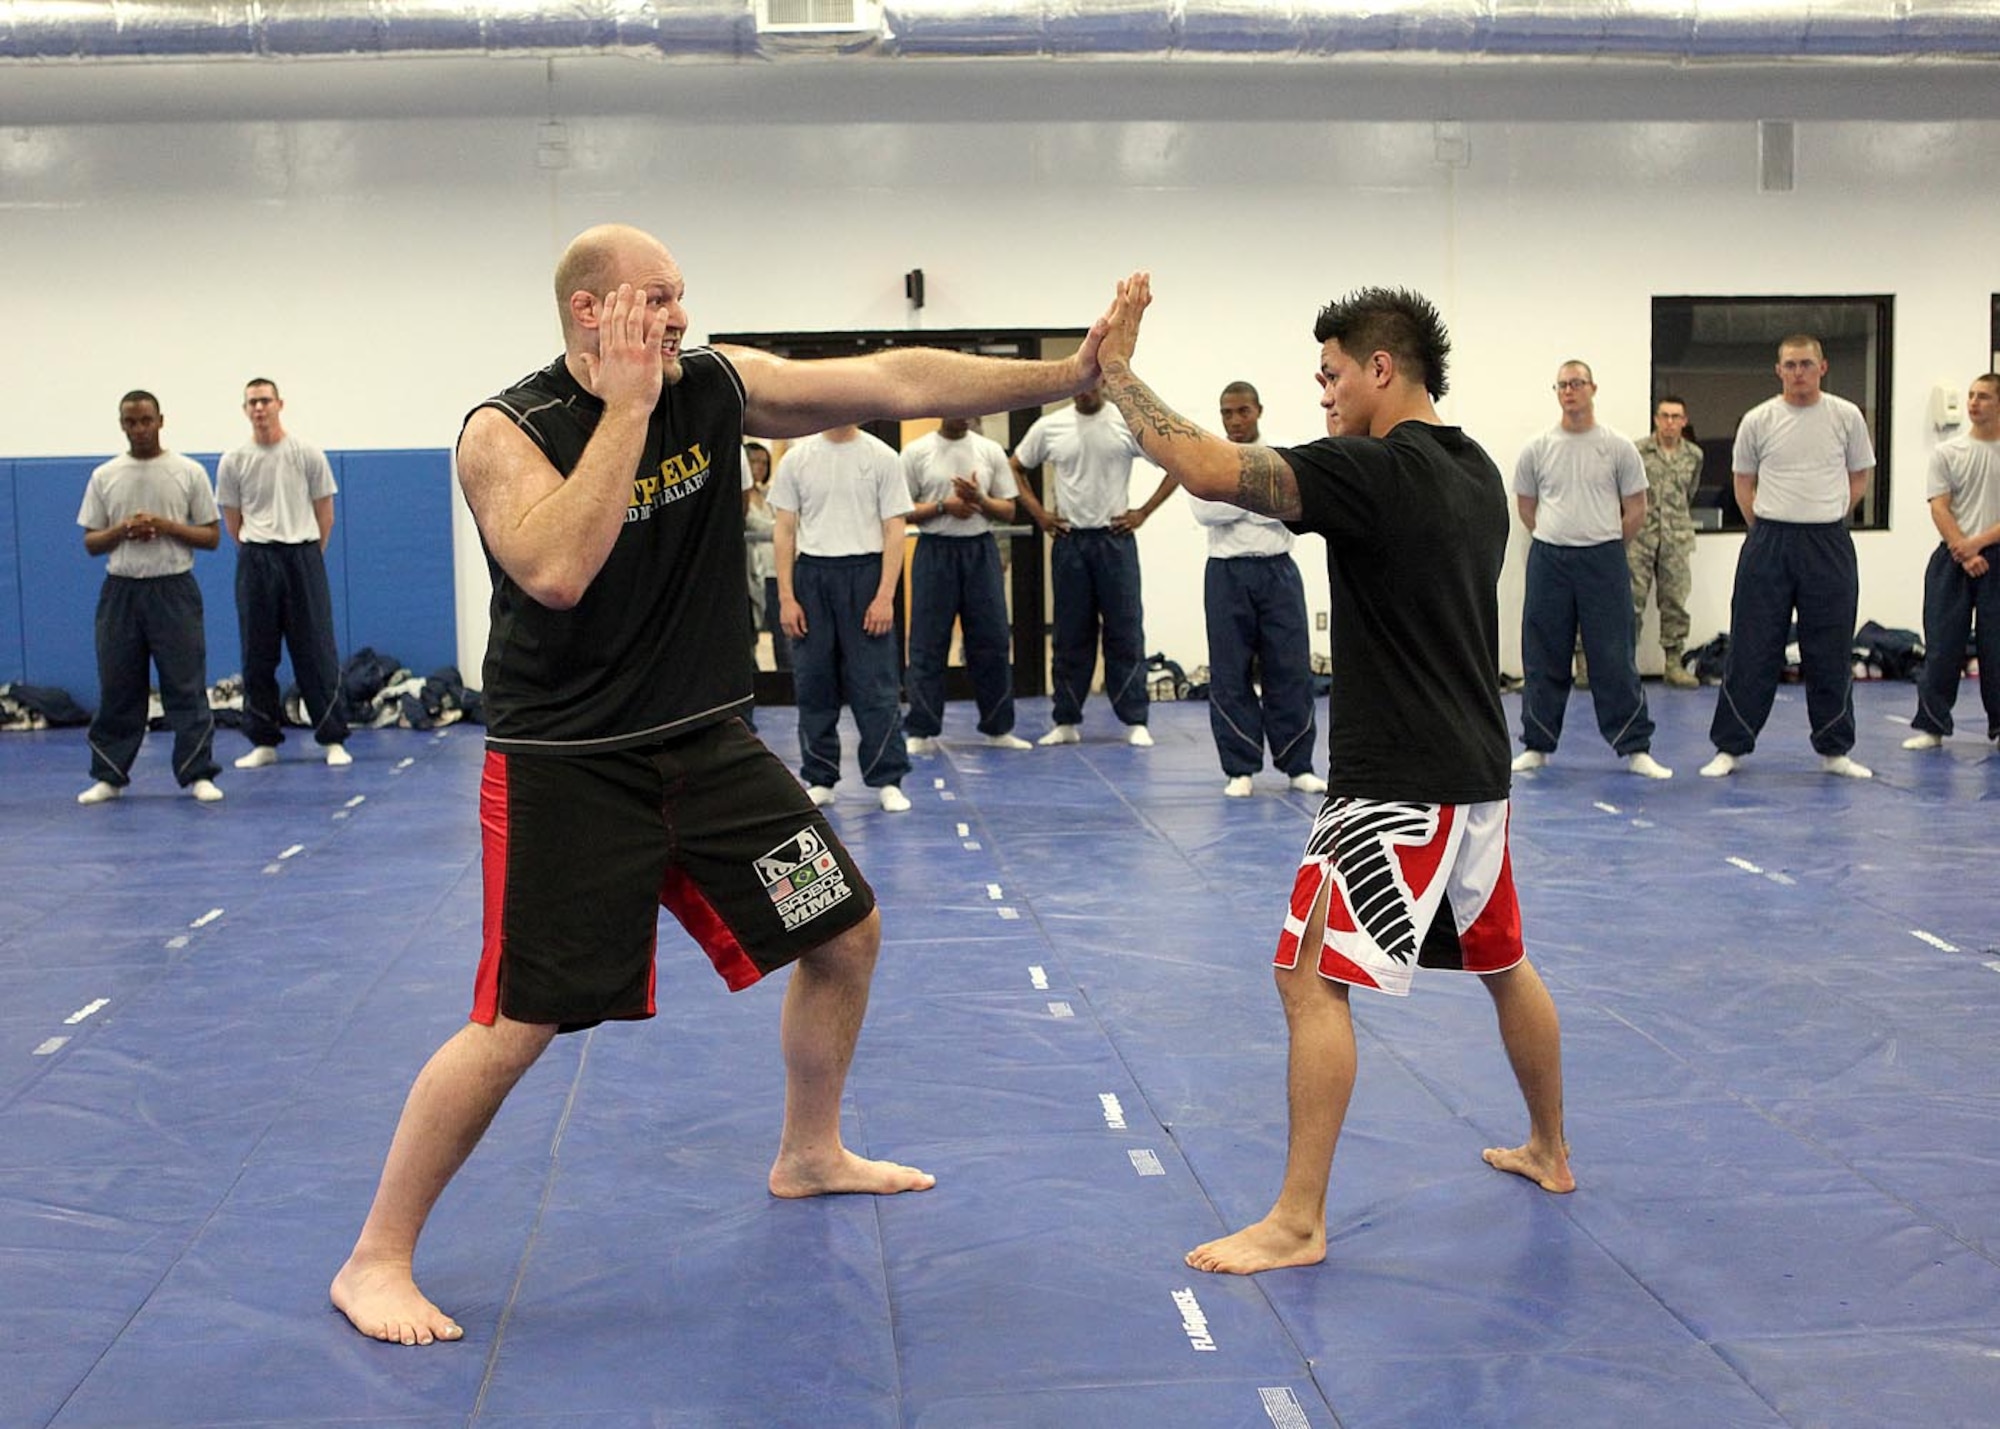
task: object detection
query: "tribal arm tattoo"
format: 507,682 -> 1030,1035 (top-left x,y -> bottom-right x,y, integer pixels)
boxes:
1103,364 -> 1209,445
1101,362 -> 1302,520
1233,444 -> 1302,521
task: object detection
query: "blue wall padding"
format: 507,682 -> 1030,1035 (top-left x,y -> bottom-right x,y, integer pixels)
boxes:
333,449 -> 456,676
0,461 -> 21,685
2,448 -> 454,708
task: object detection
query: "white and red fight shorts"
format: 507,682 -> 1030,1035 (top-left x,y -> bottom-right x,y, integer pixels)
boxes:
1277,797 -> 1524,997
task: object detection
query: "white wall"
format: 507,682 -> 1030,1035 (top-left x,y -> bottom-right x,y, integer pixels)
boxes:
4,59 -> 1993,681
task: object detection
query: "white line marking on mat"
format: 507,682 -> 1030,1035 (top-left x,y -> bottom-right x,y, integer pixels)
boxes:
997,906 -> 1019,919
986,883 -> 1003,900
279,844 -> 304,860
190,908 -> 223,928
1912,929 -> 1960,952
1029,966 -> 1049,989
1048,1001 -> 1074,1018
1593,801 -> 1620,814
955,822 -> 969,837
397,757 -> 415,769
1129,1149 -> 1165,1177
962,840 -> 981,850
164,935 -> 189,950
344,795 -> 366,809
1726,856 -> 1763,874
33,1037 -> 69,1056
64,999 -> 109,1025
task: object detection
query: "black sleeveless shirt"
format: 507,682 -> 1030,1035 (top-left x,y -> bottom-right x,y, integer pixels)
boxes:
468,347 -> 753,753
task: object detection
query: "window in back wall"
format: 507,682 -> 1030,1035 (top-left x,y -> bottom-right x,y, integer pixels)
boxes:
1651,295 -> 1893,533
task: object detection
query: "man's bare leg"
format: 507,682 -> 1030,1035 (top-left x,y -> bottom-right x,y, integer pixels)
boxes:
331,1014 -> 556,1344
1188,889 -> 1354,1275
768,908 -> 935,1198
1479,957 -> 1575,1193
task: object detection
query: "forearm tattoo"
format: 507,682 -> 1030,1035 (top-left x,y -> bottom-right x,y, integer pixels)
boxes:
1106,364 -> 1299,517
1105,369 -> 1207,444
1235,445 -> 1302,520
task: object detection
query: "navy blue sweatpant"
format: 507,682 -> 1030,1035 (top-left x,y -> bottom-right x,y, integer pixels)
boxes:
903,534 -> 1016,740
236,540 -> 349,749
1710,519 -> 1858,757
792,554 -> 911,791
1203,554 -> 1317,777
1050,527 -> 1148,728
87,572 -> 219,788
1519,539 -> 1655,756
1911,540 -> 2000,740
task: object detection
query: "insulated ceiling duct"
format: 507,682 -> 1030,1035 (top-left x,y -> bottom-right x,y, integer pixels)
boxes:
4,1 -> 2000,65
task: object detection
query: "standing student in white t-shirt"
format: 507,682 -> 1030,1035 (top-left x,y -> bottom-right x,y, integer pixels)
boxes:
1904,373 -> 2000,750
1193,381 -> 1325,797
217,378 -> 351,769
1511,361 -> 1667,779
1703,335 -> 1877,778
1012,383 -> 1175,746
75,390 -> 225,805
900,415 -> 1033,753
772,426 -> 915,811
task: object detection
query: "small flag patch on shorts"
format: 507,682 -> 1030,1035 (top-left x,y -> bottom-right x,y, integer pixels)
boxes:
755,827 -> 853,932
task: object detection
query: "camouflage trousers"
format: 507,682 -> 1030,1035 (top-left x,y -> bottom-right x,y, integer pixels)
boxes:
1628,521 -> 1695,653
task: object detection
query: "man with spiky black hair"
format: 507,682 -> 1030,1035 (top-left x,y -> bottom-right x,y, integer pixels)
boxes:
1093,279 -> 1574,1276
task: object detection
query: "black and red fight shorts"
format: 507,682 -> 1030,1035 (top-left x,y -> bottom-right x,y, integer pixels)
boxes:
1277,796 -> 1524,997
473,717 -> 875,1031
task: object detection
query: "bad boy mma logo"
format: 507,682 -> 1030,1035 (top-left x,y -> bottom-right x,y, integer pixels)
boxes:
755,825 -> 852,931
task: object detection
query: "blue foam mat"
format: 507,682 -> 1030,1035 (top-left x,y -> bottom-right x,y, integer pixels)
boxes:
2,685 -> 1998,1426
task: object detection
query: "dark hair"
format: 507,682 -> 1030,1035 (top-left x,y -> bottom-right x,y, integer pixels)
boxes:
1312,288 -> 1451,400
1975,373 -> 2000,392
119,390 -> 160,412
245,377 -> 281,398
1655,394 -> 1696,442
1221,380 -> 1261,405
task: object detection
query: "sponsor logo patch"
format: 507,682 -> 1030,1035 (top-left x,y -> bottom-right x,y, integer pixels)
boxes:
755,825 -> 853,932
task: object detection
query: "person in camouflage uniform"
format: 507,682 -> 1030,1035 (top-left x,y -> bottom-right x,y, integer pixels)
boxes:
1630,396 -> 1703,687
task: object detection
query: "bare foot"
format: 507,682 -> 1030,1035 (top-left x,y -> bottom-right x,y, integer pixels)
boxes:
330,1256 -> 464,1345
769,1147 -> 935,1199
1185,1216 -> 1326,1275
1481,1141 -> 1576,1194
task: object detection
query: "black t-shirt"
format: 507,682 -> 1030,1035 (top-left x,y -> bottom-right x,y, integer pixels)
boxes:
469,347 -> 753,753
1282,422 -> 1511,804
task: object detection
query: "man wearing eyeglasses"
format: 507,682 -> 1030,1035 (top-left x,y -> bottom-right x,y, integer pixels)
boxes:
1701,335 -> 1876,778
1512,362 -> 1668,778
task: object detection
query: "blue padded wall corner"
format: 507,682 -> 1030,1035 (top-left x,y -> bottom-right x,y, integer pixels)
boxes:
332,450 -> 456,676
4,448 -> 456,708
0,461 -> 22,685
